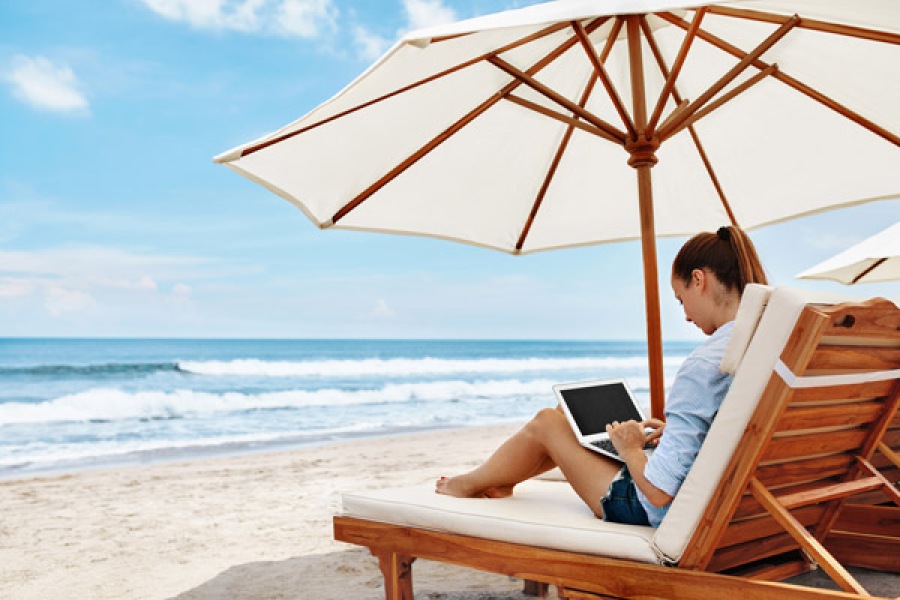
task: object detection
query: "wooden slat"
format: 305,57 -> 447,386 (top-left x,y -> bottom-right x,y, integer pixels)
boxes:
824,531 -> 900,573
820,300 -> 900,340
755,454 -> 855,489
762,429 -> 869,463
789,379 -> 896,404
882,428 -> 900,449
776,477 -> 885,510
833,504 -> 900,537
708,532 -> 800,573
846,487 -> 898,506
737,557 -> 814,582
776,402 -> 884,432
734,478 -> 843,520
806,345 -> 900,372
718,506 -> 825,548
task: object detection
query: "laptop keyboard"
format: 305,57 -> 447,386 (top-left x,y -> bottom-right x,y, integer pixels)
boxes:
591,438 -> 619,456
590,437 -> 655,458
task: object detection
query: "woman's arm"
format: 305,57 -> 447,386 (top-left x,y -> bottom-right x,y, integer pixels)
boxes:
607,420 -> 673,508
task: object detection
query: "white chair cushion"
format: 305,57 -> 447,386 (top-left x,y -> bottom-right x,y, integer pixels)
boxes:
719,284 -> 773,375
342,479 -> 660,563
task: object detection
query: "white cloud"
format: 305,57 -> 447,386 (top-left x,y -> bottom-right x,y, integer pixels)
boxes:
5,55 -> 89,114
0,247 -> 214,319
132,275 -> 159,291
0,278 -> 35,298
352,24 -> 391,61
141,0 -> 337,38
348,0 -> 456,62
45,286 -> 97,317
402,0 -> 457,30
369,298 -> 395,318
276,0 -> 337,37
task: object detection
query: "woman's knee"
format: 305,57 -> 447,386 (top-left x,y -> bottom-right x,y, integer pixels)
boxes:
527,407 -> 569,439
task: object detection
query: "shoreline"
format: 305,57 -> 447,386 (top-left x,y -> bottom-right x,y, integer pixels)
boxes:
0,421 -> 519,483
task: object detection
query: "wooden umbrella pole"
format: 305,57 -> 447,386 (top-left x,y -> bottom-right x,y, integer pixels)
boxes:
626,15 -> 666,419
636,162 -> 665,420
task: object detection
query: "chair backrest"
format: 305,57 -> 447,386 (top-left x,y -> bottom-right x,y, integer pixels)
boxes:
652,285 -> 796,562
651,286 -> 899,566
674,293 -> 900,583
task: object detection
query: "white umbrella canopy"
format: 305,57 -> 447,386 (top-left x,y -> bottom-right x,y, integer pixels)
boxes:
797,221 -> 900,284
215,0 -> 900,417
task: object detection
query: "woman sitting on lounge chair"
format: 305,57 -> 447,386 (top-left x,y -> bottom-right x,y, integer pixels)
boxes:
437,226 -> 768,527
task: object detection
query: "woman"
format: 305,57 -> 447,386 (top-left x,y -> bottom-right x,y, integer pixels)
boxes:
436,225 -> 768,527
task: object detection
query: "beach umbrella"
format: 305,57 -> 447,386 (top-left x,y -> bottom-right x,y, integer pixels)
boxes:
214,0 -> 900,419
797,221 -> 900,285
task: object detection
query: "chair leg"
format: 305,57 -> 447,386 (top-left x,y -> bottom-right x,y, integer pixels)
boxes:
523,579 -> 550,597
373,549 -> 415,600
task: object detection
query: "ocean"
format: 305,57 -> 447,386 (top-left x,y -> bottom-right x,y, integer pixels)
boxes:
0,338 -> 696,479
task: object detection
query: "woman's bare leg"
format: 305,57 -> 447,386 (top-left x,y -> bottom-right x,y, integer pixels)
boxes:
437,407 -> 622,516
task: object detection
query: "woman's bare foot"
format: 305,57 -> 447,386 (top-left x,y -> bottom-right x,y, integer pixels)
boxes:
482,484 -> 514,499
435,475 -> 482,498
436,476 -> 514,499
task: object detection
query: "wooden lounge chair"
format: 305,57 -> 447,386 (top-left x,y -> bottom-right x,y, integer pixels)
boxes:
333,286 -> 900,599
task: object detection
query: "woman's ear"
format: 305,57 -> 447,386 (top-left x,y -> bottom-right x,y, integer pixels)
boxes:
691,268 -> 706,289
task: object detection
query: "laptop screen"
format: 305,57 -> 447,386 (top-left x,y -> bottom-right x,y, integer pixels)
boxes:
558,382 -> 643,436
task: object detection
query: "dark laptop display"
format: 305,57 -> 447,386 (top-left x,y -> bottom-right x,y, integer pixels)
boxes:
553,378 -> 651,462
558,382 -> 643,436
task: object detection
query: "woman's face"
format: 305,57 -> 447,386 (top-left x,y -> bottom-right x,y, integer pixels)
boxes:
671,269 -> 717,335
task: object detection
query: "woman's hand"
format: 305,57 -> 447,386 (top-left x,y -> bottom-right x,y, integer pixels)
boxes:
608,418 -> 673,509
606,420 -> 647,460
641,418 -> 665,447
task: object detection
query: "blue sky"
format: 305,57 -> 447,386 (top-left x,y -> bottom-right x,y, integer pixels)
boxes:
1,0 -> 898,341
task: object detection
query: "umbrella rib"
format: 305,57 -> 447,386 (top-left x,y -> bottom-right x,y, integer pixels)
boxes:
513,16 -> 625,253
487,56 -> 627,144
851,258 -> 888,284
503,94 -> 620,143
513,71 -> 602,253
329,22 -> 607,226
645,7 -> 707,138
706,5 -> 900,45
661,63 -> 779,142
657,12 -> 900,147
656,15 -> 799,141
572,21 -> 637,140
640,16 -> 737,226
236,21 -> 572,159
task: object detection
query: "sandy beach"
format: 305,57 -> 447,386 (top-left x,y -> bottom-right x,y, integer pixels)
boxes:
3,423 -> 897,600
1,424 -> 544,600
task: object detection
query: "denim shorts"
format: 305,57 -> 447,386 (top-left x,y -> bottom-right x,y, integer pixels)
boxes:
601,467 -> 650,526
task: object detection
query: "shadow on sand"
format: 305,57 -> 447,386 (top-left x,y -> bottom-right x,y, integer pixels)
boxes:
169,547 -> 533,600
170,547 -> 898,600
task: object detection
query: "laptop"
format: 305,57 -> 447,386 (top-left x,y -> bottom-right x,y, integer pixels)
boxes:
553,378 -> 653,462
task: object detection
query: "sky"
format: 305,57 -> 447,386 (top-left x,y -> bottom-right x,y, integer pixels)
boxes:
1,0 -> 898,341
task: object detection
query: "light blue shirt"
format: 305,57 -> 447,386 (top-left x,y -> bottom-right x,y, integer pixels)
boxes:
637,321 -> 735,527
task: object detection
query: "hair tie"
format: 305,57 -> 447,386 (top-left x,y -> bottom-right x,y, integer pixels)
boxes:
717,226 -> 731,241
